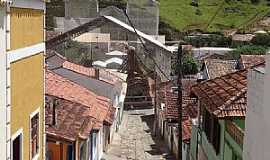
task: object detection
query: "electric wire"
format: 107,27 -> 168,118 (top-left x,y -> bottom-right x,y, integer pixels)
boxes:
122,9 -> 174,83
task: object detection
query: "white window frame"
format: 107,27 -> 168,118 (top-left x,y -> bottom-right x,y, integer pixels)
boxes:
11,128 -> 23,160
29,108 -> 40,160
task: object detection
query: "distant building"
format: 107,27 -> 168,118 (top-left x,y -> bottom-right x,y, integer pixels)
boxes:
156,80 -> 198,160
0,1 -> 46,159
127,0 -> 160,36
239,55 -> 265,69
200,59 -> 238,80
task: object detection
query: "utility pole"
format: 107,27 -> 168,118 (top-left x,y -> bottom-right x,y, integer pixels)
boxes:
177,43 -> 183,160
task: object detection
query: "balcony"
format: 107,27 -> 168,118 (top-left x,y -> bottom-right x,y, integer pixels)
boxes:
225,120 -> 244,146
124,96 -> 153,109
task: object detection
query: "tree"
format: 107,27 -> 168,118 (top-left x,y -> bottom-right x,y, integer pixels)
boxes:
182,54 -> 199,75
251,33 -> 270,46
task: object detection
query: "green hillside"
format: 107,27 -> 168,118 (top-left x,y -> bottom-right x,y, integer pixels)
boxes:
160,0 -> 270,32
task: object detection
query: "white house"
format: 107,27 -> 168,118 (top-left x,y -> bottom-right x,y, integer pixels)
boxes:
243,55 -> 270,160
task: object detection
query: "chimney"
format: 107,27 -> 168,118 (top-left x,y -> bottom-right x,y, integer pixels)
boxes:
52,99 -> 58,126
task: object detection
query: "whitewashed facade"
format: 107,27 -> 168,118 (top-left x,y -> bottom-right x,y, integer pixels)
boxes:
243,55 -> 270,160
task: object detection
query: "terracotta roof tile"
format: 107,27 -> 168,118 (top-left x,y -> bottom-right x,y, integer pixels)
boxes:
192,69 -> 247,118
174,120 -> 192,142
46,31 -> 61,41
45,70 -> 110,123
45,96 -> 96,141
62,60 -> 122,85
164,88 -> 198,120
240,55 -> 265,69
204,59 -> 238,79
104,106 -> 116,125
63,61 -> 98,78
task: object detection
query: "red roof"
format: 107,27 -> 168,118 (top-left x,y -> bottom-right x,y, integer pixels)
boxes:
45,70 -> 110,123
182,120 -> 192,142
173,120 -> 192,142
104,106 -> 116,125
45,96 -> 96,141
63,60 -> 122,85
164,87 -> 197,120
192,69 -> 247,118
240,55 -> 265,69
63,61 -> 98,78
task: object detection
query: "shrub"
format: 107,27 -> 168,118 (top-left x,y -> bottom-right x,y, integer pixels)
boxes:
229,45 -> 268,59
251,33 -> 270,46
182,54 -> 199,75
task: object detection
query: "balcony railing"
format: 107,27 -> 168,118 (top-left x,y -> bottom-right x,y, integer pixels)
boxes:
124,96 -> 153,108
226,120 -> 244,146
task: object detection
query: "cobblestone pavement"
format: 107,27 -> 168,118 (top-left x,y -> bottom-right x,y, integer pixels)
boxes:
102,108 -> 176,160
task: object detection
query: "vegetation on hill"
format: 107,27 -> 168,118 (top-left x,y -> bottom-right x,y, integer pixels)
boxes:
159,0 -> 270,33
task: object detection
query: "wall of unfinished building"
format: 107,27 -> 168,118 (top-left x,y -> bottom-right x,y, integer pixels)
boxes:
126,0 -> 159,36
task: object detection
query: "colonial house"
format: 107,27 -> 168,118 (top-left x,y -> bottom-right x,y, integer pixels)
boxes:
156,79 -> 198,160
46,70 -> 114,160
45,95 -> 96,160
199,59 -> 238,80
46,52 -> 128,135
0,0 -> 46,159
190,69 -> 247,160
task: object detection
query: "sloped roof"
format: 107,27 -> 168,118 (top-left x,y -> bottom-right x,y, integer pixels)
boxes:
63,61 -> 98,78
46,96 -> 96,141
45,70 -> 109,123
203,59 -> 238,79
164,88 -> 198,120
104,106 -> 116,125
192,69 -> 247,118
232,34 -> 255,42
240,55 -> 265,69
103,16 -> 173,53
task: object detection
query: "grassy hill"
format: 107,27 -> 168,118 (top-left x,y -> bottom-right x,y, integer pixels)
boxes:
159,0 -> 270,33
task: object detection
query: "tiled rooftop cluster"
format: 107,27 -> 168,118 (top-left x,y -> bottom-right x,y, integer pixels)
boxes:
204,59 -> 238,79
158,79 -> 198,142
45,70 -> 117,141
45,96 -> 96,141
240,55 -> 265,69
192,69 -> 247,118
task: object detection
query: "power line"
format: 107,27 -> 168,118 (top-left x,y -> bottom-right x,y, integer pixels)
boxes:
121,9 -> 173,83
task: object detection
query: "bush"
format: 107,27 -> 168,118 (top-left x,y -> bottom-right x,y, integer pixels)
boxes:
195,9 -> 203,16
251,0 -> 260,4
184,34 -> 232,47
229,45 -> 268,59
182,54 -> 199,75
251,33 -> 270,46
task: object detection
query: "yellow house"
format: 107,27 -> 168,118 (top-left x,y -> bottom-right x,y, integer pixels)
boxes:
0,0 -> 46,159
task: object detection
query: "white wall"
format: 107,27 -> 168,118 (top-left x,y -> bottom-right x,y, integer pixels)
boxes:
243,55 -> 270,160
0,6 -> 7,160
98,127 -> 103,160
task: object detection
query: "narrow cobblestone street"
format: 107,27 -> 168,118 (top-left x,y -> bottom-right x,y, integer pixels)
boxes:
102,108 -> 176,160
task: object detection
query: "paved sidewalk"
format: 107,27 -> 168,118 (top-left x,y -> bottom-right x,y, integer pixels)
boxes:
102,109 -> 175,160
